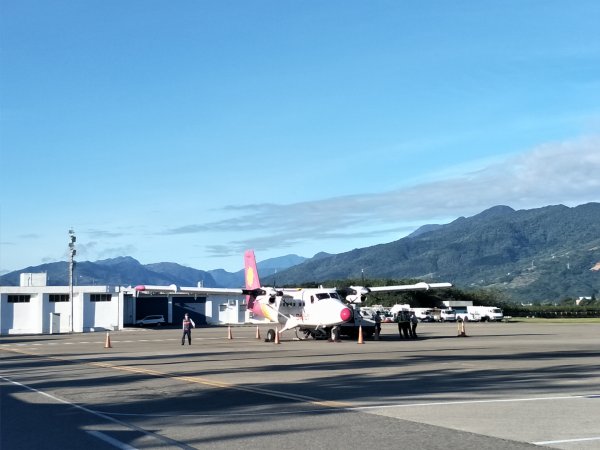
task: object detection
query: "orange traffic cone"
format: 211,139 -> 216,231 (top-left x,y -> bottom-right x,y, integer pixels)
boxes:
357,325 -> 364,344
274,327 -> 280,344
104,332 -> 112,349
255,326 -> 261,340
227,325 -> 233,340
458,320 -> 467,337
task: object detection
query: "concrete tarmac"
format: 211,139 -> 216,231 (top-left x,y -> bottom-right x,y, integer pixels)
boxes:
1,321 -> 599,449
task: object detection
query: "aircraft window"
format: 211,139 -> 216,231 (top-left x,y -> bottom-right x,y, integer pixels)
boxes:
330,293 -> 341,299
311,296 -> 314,304
315,293 -> 330,300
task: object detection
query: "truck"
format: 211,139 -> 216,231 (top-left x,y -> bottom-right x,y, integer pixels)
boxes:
467,306 -> 504,322
452,306 -> 480,322
389,304 -> 411,320
452,306 -> 504,321
410,308 -> 434,322
430,308 -> 456,322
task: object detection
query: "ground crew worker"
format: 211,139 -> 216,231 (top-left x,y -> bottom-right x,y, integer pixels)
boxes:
410,312 -> 419,338
182,313 -> 195,345
374,311 -> 382,340
397,310 -> 411,339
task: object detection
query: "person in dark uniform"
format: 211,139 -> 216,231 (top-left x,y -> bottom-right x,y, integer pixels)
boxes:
374,311 -> 382,340
410,312 -> 419,338
397,310 -> 411,339
182,313 -> 195,345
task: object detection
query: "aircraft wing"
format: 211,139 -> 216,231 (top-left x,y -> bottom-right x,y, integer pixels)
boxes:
179,286 -> 245,295
367,282 -> 453,292
343,282 -> 452,303
134,285 -> 244,295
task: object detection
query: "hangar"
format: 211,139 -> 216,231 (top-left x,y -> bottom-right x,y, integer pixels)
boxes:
0,273 -> 246,335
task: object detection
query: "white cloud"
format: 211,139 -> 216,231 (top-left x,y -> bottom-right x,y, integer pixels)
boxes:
164,136 -> 600,256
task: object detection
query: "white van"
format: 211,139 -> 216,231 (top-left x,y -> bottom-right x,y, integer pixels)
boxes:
439,309 -> 456,322
411,308 -> 434,321
452,306 -> 480,322
468,306 -> 504,322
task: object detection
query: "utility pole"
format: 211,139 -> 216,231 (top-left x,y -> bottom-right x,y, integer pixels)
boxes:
68,229 -> 76,332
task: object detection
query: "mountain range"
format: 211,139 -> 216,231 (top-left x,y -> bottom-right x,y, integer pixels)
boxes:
266,203 -> 600,301
2,203 -> 599,302
0,253 -> 307,290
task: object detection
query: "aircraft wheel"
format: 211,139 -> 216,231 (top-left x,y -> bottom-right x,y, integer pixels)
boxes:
265,329 -> 276,342
331,327 -> 340,342
313,328 -> 328,340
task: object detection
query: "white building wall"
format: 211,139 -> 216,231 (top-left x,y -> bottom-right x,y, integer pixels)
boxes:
0,285 -> 124,335
20,273 -> 48,287
40,293 -> 73,333
206,296 -> 246,324
204,300 -> 215,325
82,293 -> 122,331
1,283 -> 235,334
218,298 -> 246,324
0,292 -> 43,334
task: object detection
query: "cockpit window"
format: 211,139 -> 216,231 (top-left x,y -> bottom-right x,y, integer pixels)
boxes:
314,292 -> 341,300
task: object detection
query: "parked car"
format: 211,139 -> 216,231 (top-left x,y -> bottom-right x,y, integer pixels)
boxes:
419,315 -> 435,322
380,313 -> 394,323
136,315 -> 166,326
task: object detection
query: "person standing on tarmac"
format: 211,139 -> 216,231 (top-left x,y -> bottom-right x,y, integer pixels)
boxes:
374,311 -> 382,340
182,313 -> 195,345
402,310 -> 411,339
397,310 -> 411,339
410,312 -> 419,338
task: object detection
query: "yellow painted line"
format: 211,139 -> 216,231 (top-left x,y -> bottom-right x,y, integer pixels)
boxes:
2,347 -> 353,409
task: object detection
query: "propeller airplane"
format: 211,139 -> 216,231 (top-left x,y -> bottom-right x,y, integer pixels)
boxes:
135,250 -> 452,342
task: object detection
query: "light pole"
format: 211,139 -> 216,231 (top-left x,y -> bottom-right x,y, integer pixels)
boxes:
68,229 -> 76,332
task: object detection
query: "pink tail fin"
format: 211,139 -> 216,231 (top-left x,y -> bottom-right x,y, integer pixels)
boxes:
244,250 -> 261,311
244,249 -> 261,290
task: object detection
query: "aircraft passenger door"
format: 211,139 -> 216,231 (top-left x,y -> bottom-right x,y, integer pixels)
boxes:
302,291 -> 313,321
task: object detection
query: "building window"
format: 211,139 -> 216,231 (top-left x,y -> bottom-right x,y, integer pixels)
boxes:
90,294 -> 112,302
8,295 -> 31,303
49,294 -> 69,302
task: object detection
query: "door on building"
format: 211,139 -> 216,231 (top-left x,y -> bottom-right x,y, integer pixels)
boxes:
136,296 -> 169,323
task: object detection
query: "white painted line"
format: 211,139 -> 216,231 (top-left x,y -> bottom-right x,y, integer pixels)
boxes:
533,436 -> 600,445
87,430 -> 139,450
354,394 -> 592,410
0,375 -> 194,450
1,336 -> 232,349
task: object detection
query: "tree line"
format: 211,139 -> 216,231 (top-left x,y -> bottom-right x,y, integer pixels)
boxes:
297,277 -> 600,318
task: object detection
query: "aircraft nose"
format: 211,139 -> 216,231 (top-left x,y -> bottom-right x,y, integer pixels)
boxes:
340,307 -> 352,322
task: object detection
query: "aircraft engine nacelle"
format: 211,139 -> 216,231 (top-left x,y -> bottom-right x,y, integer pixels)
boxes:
344,286 -> 370,303
259,287 -> 282,304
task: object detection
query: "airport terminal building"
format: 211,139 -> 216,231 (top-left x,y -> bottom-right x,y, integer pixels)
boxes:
0,273 -> 246,335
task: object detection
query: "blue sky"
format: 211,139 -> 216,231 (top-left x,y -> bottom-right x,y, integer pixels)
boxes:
1,0 -> 599,274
